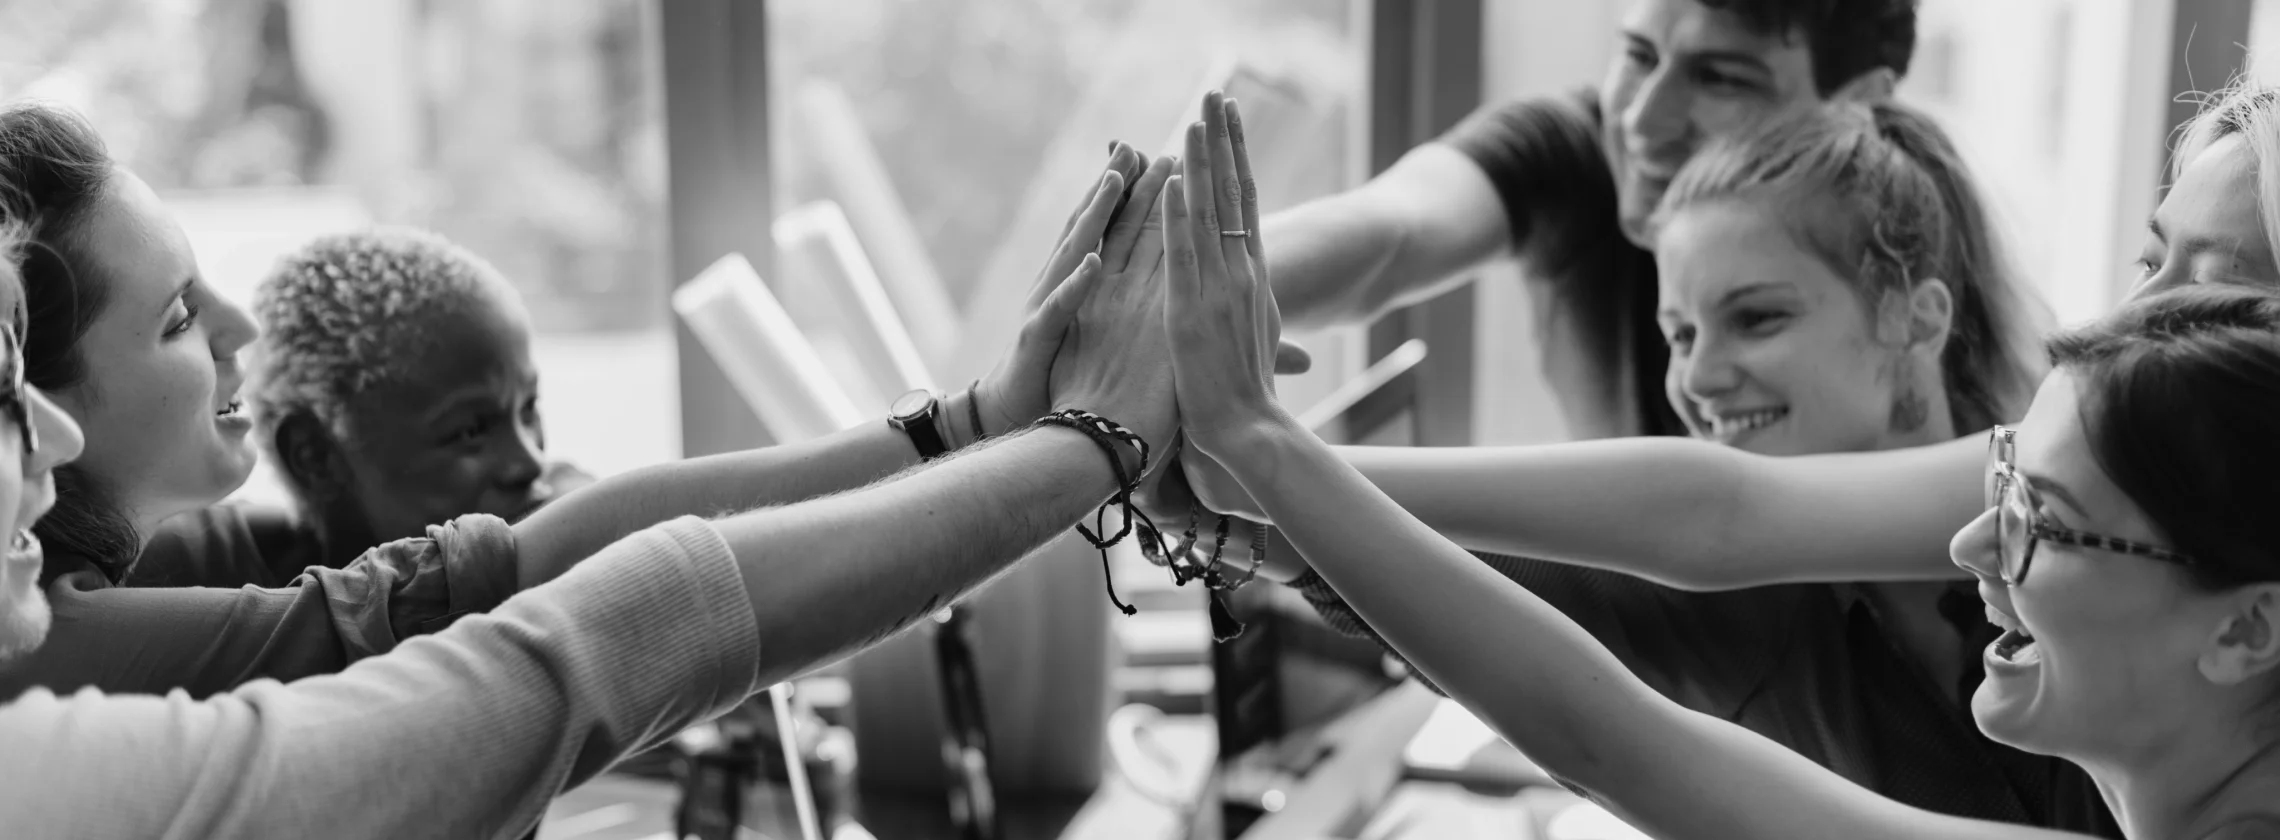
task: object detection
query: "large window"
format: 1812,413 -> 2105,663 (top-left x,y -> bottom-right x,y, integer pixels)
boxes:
1,0 -> 678,507
761,0 -> 1371,426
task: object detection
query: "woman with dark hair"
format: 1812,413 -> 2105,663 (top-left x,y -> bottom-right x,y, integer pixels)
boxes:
1163,122 -> 2280,837
0,101 -> 1183,698
0,181 -> 1198,838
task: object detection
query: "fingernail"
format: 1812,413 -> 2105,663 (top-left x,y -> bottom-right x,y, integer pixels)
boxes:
1227,101 -> 1244,143
1109,140 -> 1122,156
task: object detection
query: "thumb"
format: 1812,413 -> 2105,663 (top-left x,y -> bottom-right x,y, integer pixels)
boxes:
1273,339 -> 1312,375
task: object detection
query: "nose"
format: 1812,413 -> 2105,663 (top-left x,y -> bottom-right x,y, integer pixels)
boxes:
1678,336 -> 1741,404
1950,506 -> 2002,579
23,387 -> 84,473
2130,262 -> 2189,300
1620,67 -> 1693,162
494,421 -> 546,494
207,290 -> 261,357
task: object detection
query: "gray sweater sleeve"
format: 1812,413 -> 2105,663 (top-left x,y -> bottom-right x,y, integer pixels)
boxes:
0,515 -> 762,840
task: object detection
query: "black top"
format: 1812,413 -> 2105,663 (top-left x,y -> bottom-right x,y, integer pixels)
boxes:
1289,89 -> 2120,836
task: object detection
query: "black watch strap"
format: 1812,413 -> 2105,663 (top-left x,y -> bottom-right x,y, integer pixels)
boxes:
890,389 -> 951,460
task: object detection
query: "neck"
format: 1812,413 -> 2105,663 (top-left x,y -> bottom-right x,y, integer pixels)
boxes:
311,499 -> 377,569
2081,720 -> 2280,838
1886,379 -> 1957,449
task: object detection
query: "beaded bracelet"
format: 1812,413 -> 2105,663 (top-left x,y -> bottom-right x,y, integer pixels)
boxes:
1034,409 -> 1157,616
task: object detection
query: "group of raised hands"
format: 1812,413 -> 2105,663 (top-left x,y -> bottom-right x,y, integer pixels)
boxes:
967,91 -> 1304,513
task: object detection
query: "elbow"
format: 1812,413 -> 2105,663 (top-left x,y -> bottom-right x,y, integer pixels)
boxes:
1344,215 -> 1417,322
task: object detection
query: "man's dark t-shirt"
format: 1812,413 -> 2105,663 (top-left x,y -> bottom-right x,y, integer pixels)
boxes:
1289,89 -> 2120,837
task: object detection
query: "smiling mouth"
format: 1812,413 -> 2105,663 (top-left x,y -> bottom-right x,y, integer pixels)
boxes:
1706,407 -> 1788,439
1987,605 -> 2041,664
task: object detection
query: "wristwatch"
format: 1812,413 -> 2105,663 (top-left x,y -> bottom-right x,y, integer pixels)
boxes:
889,388 -> 950,460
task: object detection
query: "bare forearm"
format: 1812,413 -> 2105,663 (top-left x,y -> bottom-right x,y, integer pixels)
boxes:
712,426 -> 1120,684
1263,200 -> 1408,328
1268,144 -> 1508,329
1234,430 -> 1665,775
513,423 -> 920,589
1334,435 -> 1983,588
1228,430 -> 2023,840
1336,440 -> 1745,587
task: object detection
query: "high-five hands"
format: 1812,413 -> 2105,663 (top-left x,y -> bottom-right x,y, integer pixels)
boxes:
1163,92 -> 1302,472
967,144 -> 1155,445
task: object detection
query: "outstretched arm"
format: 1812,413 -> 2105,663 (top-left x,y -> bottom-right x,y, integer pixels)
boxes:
1227,434 -> 2068,840
1265,143 -> 1508,329
0,148 -> 1188,838
1180,426 -> 1985,589
0,425 -> 1148,839
514,147 -> 1179,591
1336,433 -> 1987,588
1160,94 -> 2074,840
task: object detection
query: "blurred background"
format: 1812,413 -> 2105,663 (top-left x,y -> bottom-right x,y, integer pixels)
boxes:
0,0 -> 2264,838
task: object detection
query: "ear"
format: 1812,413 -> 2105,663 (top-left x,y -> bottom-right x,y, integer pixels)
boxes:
1831,67 -> 1898,104
2198,585 -> 2280,686
272,411 -> 351,504
1905,278 -> 1956,357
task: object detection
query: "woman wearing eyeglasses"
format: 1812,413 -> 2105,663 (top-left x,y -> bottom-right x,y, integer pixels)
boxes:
1162,113 -> 2280,836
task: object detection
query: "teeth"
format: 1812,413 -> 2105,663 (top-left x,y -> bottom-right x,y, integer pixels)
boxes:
1708,408 -> 1787,436
1985,605 -> 2023,634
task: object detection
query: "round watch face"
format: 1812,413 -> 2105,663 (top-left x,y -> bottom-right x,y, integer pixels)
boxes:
891,389 -> 935,421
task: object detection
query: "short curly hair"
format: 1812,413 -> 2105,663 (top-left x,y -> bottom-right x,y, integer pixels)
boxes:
248,227 -> 515,455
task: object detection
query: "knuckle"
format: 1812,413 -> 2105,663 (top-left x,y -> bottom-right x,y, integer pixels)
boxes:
1241,177 -> 1258,206
1172,246 -> 1199,269
1222,175 -> 1242,206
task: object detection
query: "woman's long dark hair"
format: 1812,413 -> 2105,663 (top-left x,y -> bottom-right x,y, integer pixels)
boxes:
0,104 -> 143,581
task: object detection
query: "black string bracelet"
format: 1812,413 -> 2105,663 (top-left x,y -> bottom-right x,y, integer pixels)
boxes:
1033,409 -> 1159,616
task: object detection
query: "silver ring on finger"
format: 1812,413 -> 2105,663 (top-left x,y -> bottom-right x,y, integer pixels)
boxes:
1218,229 -> 1249,238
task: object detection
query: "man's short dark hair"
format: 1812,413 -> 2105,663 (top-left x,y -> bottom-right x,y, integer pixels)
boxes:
1703,0 -> 1917,94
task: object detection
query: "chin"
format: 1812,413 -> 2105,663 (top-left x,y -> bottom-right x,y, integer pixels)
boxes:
1617,202 -> 1657,248
205,438 -> 261,499
0,588 -> 52,664
1970,678 -> 2059,756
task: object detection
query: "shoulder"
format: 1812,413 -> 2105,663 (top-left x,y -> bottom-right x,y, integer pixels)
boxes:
1436,87 -> 1607,176
129,504 -> 314,588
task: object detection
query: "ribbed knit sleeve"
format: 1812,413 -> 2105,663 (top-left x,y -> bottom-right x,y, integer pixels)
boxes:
0,515 -> 762,840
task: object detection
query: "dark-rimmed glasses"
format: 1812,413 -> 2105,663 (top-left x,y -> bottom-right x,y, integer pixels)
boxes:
1986,425 -> 2194,584
0,324 -> 32,457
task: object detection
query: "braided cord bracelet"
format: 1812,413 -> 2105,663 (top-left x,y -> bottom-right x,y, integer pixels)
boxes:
1032,410 -> 1269,640
1033,409 -> 1158,616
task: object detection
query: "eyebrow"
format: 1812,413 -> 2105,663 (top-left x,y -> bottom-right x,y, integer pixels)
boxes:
1619,31 -> 1774,73
1687,50 -> 1775,74
1713,281 -> 1794,308
420,377 -> 541,427
2023,473 -> 2091,520
157,276 -> 195,315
